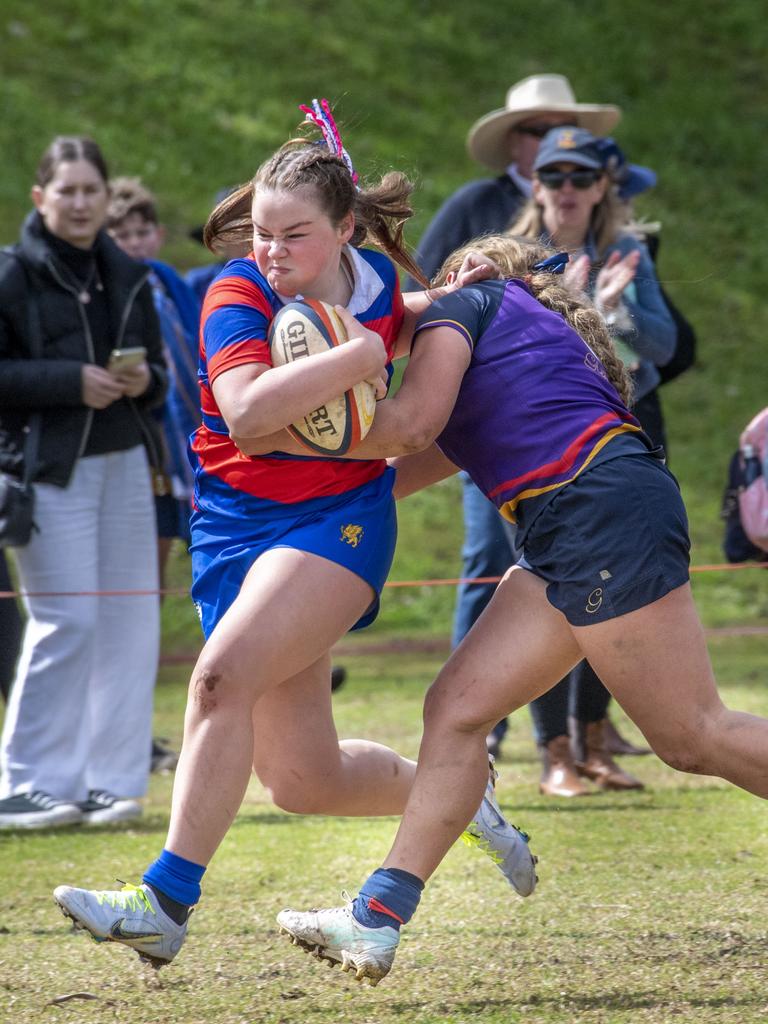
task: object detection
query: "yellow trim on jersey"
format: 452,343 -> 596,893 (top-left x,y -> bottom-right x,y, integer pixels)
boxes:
415,318 -> 475,350
499,423 -> 642,523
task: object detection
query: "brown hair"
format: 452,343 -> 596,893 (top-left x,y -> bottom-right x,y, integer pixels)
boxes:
35,136 -> 109,188
435,234 -> 633,406
106,176 -> 158,228
204,139 -> 428,286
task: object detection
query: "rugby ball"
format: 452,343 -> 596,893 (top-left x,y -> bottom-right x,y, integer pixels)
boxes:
268,299 -> 377,455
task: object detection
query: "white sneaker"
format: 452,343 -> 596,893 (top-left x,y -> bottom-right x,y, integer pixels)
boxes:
79,790 -> 142,826
53,882 -> 187,967
277,902 -> 399,986
0,790 -> 83,830
462,761 -> 539,897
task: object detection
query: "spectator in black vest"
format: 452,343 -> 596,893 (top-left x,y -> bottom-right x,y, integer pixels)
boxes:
0,136 -> 167,829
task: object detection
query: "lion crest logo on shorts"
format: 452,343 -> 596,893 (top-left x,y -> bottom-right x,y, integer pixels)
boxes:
585,587 -> 603,614
340,524 -> 363,548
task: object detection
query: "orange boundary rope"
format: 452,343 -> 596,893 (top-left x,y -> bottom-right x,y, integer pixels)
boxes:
0,561 -> 764,599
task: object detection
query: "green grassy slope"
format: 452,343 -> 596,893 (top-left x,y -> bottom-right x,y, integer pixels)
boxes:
3,642 -> 768,1023
3,1 -> 766,636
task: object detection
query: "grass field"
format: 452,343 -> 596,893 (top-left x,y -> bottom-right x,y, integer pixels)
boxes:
3,6 -> 768,1022
2,636 -> 767,1024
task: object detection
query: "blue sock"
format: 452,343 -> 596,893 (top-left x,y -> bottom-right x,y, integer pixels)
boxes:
352,867 -> 425,930
143,849 -> 206,908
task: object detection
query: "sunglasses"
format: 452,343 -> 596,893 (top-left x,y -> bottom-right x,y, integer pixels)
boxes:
537,168 -> 604,190
515,123 -> 572,139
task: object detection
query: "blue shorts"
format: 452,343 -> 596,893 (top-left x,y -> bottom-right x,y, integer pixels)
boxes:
190,468 -> 397,640
520,451 -> 690,626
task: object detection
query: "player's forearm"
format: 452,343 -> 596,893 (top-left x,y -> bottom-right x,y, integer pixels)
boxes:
233,398 -> 440,461
231,383 -> 425,459
402,286 -> 453,319
342,392 -> 441,459
232,404 -> 424,460
232,427 -> 299,456
225,339 -> 382,438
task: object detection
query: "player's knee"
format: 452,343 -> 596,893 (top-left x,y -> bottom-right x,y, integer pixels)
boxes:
422,679 -> 452,726
423,677 -> 487,735
189,652 -> 245,714
263,774 -> 330,815
649,726 -> 714,776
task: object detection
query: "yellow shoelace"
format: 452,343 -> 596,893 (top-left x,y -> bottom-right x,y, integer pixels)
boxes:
95,883 -> 155,913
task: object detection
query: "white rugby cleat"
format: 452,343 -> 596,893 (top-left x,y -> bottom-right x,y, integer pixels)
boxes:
53,882 -> 187,967
462,761 -> 539,897
277,901 -> 399,986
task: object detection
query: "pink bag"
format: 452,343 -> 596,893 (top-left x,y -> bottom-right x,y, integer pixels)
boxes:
737,407 -> 768,553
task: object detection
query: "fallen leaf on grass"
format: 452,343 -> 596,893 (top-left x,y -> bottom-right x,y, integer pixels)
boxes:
46,992 -> 99,1006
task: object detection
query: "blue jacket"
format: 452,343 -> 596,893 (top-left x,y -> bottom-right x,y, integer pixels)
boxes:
185,262 -> 225,310
409,174 -> 675,402
587,235 -> 676,401
147,259 -> 201,494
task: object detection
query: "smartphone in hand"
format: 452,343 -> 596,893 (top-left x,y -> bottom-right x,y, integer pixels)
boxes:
107,347 -> 147,374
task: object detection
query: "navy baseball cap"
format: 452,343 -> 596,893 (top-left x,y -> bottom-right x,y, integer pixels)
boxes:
533,126 -> 603,173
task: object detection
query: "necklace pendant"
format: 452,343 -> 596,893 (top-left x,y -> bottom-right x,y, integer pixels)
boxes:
79,290 -> 91,304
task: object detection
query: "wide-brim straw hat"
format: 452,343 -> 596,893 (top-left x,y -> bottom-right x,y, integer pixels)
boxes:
467,74 -> 622,172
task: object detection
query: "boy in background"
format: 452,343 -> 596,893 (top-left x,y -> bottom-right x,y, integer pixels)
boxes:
107,179 -> 202,771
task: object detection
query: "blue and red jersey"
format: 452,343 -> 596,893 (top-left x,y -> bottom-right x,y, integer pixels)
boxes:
191,246 -> 403,509
413,279 -> 645,537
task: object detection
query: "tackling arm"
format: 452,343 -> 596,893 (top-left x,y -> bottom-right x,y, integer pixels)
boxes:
213,332 -> 386,439
233,324 -> 470,460
394,253 -> 501,359
336,324 -> 471,458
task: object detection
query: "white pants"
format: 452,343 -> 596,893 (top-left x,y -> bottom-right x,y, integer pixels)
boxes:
1,446 -> 160,800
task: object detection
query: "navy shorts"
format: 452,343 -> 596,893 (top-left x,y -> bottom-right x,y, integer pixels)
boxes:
521,451 -> 690,626
155,494 -> 192,542
190,469 -> 397,640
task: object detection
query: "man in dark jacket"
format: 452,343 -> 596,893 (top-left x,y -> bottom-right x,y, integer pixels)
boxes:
408,76 -> 621,706
410,74 -> 620,284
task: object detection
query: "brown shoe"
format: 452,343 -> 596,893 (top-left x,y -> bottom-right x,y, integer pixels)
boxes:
602,714 -> 651,756
570,718 -> 644,791
538,735 -> 592,797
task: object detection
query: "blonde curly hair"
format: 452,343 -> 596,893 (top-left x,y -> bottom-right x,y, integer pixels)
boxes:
434,234 -> 633,406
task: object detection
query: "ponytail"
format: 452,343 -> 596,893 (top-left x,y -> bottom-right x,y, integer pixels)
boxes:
354,172 -> 427,286
203,182 -> 252,254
